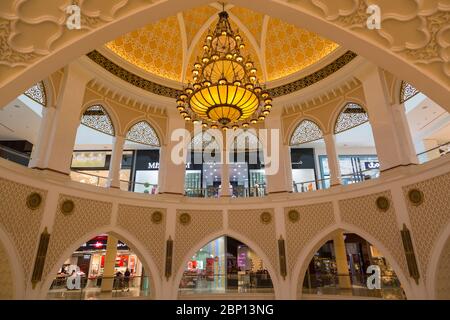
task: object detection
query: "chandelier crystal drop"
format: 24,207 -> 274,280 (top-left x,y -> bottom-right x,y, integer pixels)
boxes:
176,10 -> 272,129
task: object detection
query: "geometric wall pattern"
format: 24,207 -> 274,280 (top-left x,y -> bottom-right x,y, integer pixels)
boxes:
228,209 -> 279,274
436,236 -> 450,299
174,209 -> 223,277
117,204 -> 166,275
42,194 -> 112,286
339,191 -> 409,280
0,177 -> 46,289
0,239 -> 14,299
403,172 -> 450,284
284,202 -> 335,274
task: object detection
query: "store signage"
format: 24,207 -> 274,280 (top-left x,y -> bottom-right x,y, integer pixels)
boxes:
364,161 -> 380,170
71,152 -> 106,168
290,148 -> 316,169
76,236 -> 128,251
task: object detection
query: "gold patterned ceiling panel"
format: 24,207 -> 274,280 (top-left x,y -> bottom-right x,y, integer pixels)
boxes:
185,19 -> 217,82
185,18 -> 264,82
230,7 -> 265,46
106,15 -> 183,82
183,5 -> 219,49
265,18 -> 339,80
106,5 -> 339,84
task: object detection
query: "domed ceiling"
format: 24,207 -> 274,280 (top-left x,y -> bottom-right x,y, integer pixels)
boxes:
105,4 -> 339,84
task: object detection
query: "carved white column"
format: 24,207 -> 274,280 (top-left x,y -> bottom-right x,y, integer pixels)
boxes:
158,115 -> 186,195
107,135 -> 125,189
323,133 -> 341,187
357,65 -> 418,173
28,105 -> 56,168
265,117 -> 293,194
40,63 -> 91,175
101,235 -> 118,292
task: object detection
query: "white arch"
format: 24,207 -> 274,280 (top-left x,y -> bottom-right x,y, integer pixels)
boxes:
124,118 -> 162,147
80,99 -> 121,136
1,0 -> 448,113
290,222 -> 412,300
39,225 -> 163,300
426,221 -> 450,299
289,118 -> 325,146
0,225 -> 25,299
172,229 -> 280,299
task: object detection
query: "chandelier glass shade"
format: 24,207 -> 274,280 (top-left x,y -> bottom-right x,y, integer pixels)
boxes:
176,10 -> 272,129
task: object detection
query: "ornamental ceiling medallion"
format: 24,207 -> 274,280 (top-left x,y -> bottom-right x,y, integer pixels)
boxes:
176,10 -> 272,130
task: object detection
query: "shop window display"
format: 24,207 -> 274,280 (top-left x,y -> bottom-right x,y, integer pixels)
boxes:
179,236 -> 273,295
47,235 -> 150,300
302,233 -> 405,299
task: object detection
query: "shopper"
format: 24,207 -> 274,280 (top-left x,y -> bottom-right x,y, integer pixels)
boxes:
124,268 -> 131,292
115,270 -> 123,291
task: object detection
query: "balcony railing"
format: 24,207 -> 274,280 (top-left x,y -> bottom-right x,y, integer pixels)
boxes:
47,275 -> 151,300
0,145 -> 30,166
185,186 -> 266,198
302,273 -> 405,300
417,141 -> 450,164
179,273 -> 274,295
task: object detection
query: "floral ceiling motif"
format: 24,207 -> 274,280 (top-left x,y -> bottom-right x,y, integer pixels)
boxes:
106,4 -> 339,82
0,0 -> 448,109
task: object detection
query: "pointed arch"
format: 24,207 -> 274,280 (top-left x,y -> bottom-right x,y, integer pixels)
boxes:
334,102 -> 369,134
290,223 -> 411,300
400,81 -> 420,104
173,230 -> 280,299
0,225 -> 25,299
39,226 -> 163,300
80,104 -> 116,136
23,81 -> 47,107
290,119 -> 324,146
189,130 -> 221,151
126,121 -> 161,147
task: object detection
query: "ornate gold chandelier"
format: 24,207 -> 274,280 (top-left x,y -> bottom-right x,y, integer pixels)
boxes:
176,10 -> 272,130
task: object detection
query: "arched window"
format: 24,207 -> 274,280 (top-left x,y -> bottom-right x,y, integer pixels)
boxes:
126,121 -> 160,147
81,105 -> 115,136
334,103 -> 369,134
189,131 -> 221,151
178,236 -> 274,296
400,81 -> 420,104
334,103 -> 379,184
290,120 -> 323,146
24,81 -> 47,106
289,120 -> 325,193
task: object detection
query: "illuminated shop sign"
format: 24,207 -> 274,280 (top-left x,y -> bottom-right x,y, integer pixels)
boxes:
71,152 -> 107,168
76,236 -> 129,251
364,161 -> 380,170
290,148 -> 315,169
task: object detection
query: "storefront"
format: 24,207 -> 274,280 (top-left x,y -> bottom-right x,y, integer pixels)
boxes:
179,236 -> 273,294
185,151 -> 266,197
290,148 -> 318,192
303,233 -> 404,299
319,155 -> 380,187
70,149 -> 159,193
50,235 -> 143,291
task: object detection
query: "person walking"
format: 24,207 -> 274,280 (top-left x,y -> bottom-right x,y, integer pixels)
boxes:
124,268 -> 131,292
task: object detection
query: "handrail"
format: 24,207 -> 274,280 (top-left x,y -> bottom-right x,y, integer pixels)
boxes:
0,145 -> 31,160
416,141 -> 450,157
